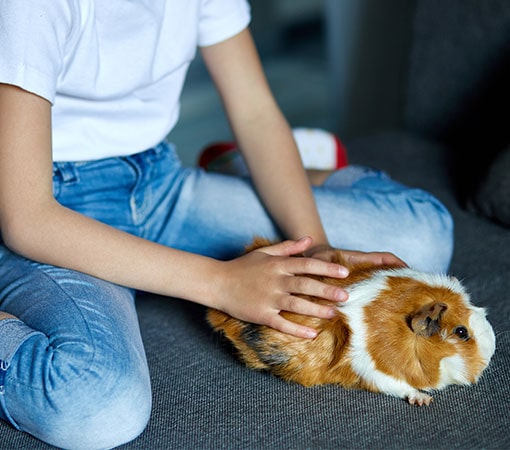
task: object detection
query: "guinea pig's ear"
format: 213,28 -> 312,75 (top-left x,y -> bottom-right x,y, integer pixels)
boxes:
408,303 -> 448,337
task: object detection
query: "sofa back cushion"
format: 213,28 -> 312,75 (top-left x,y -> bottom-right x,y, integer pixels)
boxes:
405,0 -> 510,142
404,0 -> 510,197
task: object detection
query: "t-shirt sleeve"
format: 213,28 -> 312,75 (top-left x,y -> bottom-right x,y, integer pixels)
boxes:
0,0 -> 75,103
198,0 -> 251,47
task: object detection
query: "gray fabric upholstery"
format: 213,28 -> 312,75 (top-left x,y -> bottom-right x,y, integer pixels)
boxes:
471,146 -> 510,226
132,293 -> 510,450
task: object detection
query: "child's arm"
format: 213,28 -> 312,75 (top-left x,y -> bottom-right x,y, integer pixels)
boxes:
200,28 -> 329,249
201,28 -> 405,268
0,84 -> 220,301
0,83 -> 347,338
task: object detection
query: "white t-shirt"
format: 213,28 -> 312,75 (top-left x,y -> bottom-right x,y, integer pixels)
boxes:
0,0 -> 251,161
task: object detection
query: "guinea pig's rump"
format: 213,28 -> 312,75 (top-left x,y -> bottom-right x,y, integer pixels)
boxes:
208,305 -> 360,387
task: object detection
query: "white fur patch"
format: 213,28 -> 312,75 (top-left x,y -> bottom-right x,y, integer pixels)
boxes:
437,354 -> 469,388
469,306 -> 496,366
339,272 -> 420,399
384,268 -> 468,297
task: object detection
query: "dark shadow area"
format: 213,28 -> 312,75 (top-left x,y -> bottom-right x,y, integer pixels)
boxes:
444,45 -> 510,202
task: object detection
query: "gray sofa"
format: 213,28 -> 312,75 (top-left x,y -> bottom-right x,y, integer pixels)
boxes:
2,0 -> 509,448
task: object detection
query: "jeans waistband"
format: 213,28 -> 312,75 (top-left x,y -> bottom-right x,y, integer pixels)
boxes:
52,141 -> 177,183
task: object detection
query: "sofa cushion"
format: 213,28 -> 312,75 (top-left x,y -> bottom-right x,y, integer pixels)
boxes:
404,0 -> 510,200
471,146 -> 510,226
405,0 -> 510,140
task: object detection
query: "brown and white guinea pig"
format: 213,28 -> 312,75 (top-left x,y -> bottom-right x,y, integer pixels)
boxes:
207,238 -> 496,406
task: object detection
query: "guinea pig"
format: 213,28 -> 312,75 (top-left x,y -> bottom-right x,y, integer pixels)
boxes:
207,238 -> 496,406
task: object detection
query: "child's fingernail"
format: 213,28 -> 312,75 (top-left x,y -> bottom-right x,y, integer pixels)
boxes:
304,329 -> 318,339
338,267 -> 349,277
335,289 -> 348,302
327,308 -> 337,318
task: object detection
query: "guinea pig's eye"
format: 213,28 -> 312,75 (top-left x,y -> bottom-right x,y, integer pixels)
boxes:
453,326 -> 470,341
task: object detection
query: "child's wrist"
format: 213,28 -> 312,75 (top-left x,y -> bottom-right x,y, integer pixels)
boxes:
206,260 -> 230,311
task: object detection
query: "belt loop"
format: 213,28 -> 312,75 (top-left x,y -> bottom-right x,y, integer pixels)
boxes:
53,162 -> 80,183
0,359 -> 8,395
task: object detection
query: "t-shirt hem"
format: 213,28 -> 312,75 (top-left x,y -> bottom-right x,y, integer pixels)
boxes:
198,7 -> 251,47
0,64 -> 56,104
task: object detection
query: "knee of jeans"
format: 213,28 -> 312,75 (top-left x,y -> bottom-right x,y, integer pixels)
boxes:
405,192 -> 454,273
23,359 -> 152,450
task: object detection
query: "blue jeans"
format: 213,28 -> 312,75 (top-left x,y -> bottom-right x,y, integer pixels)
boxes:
0,141 -> 453,449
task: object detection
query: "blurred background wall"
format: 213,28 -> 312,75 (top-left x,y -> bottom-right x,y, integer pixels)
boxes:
170,0 -> 416,167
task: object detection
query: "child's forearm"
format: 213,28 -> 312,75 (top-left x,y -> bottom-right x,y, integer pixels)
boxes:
201,29 -> 329,248
228,100 -> 329,247
241,114 -> 329,247
6,199 -> 225,307
0,84 -> 223,307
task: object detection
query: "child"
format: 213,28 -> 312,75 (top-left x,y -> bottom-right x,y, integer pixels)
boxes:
0,1 -> 453,448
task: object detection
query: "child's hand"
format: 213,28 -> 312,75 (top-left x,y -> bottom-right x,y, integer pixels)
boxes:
304,243 -> 407,267
213,237 -> 349,339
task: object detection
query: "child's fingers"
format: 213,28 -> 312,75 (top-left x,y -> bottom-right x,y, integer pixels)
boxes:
286,275 -> 348,302
266,313 -> 319,339
287,255 -> 349,280
255,237 -> 313,257
277,294 -> 339,318
263,292 -> 343,339
253,238 -> 349,279
342,249 -> 407,267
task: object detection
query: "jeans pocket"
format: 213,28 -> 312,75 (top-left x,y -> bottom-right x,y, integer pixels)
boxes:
119,157 -> 151,226
52,158 -> 138,232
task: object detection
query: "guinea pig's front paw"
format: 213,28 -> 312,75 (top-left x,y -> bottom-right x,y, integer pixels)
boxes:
407,391 -> 433,406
